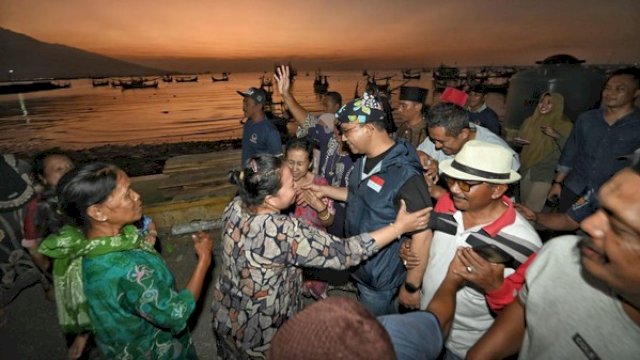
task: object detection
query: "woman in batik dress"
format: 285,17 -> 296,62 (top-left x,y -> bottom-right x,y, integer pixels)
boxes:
212,154 -> 431,359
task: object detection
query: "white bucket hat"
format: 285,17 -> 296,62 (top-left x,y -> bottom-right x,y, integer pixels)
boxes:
439,140 -> 521,184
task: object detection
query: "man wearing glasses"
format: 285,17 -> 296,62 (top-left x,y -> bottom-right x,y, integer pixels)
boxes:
468,149 -> 640,359
310,93 -> 433,315
388,140 -> 541,359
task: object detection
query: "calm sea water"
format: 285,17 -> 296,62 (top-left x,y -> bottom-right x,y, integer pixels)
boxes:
0,71 -> 506,152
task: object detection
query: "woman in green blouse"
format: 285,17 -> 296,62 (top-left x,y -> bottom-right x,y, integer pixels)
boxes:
40,163 -> 212,359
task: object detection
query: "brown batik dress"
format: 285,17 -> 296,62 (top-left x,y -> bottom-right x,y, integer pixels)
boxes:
212,197 -> 379,359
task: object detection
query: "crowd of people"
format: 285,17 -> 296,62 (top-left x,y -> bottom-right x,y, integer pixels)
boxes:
1,65 -> 639,359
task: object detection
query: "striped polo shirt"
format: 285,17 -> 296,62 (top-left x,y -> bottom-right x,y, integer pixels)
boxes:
420,193 -> 542,358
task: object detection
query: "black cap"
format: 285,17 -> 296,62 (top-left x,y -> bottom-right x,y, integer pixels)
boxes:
236,87 -> 266,104
399,86 -> 428,103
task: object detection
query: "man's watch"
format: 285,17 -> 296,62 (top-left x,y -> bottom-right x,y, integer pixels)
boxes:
404,282 -> 422,293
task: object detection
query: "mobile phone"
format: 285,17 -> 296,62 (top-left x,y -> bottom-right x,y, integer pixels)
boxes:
472,244 -> 514,264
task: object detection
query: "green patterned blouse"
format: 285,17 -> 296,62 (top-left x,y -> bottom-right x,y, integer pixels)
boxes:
83,248 -> 197,359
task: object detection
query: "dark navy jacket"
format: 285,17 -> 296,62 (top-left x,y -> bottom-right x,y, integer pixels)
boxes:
345,138 -> 423,291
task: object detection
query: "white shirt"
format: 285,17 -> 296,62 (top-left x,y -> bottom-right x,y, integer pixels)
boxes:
417,124 -> 520,170
420,196 -> 541,358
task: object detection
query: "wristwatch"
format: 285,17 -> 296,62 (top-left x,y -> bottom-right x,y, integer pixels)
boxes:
404,282 -> 422,293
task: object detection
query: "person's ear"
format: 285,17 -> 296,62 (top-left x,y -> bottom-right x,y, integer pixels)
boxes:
459,128 -> 470,141
87,204 -> 108,222
263,194 -> 278,209
490,184 -> 508,199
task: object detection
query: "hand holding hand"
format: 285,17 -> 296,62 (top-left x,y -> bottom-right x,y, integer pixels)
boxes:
399,241 -> 421,269
394,199 -> 432,235
296,188 -> 326,212
300,183 -> 326,199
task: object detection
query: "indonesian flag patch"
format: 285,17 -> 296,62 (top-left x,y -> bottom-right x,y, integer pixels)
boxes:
367,175 -> 384,193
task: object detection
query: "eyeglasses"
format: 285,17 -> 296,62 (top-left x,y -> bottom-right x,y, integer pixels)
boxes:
445,176 -> 484,192
338,124 -> 361,136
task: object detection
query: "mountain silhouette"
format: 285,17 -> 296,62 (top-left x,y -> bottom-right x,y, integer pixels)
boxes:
0,27 -> 168,81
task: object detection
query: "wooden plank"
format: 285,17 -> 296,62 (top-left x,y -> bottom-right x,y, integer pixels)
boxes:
158,170 -> 229,190
163,150 -> 241,173
162,182 -> 236,198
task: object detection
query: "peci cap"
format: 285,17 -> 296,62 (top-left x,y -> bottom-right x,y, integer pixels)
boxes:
399,86 -> 428,103
440,87 -> 469,108
336,92 -> 387,125
236,87 -> 266,104
468,83 -> 488,94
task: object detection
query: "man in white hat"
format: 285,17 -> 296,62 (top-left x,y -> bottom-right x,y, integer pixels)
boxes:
390,140 -> 541,359
468,149 -> 640,359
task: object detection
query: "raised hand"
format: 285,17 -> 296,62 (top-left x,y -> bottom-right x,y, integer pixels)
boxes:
274,65 -> 291,95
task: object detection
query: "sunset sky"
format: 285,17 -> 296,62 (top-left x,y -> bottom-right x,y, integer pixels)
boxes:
1,0 -> 639,70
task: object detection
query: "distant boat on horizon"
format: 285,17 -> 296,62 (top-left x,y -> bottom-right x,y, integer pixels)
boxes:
175,75 -> 198,83
211,72 -> 229,82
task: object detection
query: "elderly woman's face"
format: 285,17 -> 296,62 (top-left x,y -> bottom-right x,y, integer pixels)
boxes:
285,148 -> 311,182
99,171 -> 143,226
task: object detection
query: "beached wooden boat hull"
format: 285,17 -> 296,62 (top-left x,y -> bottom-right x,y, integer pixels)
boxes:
130,150 -> 241,232
0,81 -> 71,94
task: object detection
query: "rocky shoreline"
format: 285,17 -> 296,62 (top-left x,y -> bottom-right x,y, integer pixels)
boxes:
5,139 -> 242,177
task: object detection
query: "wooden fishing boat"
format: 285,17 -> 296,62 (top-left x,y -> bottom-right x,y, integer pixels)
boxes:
162,75 -> 173,82
175,75 -> 198,82
121,79 -> 158,90
402,69 -> 421,80
91,78 -> 110,87
0,80 -> 71,95
313,71 -> 329,94
432,64 -> 463,90
211,72 -> 229,82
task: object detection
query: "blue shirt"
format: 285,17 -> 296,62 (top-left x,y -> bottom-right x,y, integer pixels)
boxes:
557,107 -> 640,195
241,117 -> 282,166
566,189 -> 598,223
468,104 -> 501,135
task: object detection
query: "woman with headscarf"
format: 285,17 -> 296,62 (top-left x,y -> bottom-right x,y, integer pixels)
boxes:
516,92 -> 573,212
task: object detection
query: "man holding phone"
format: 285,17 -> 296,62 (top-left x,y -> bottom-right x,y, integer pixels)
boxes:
388,140 -> 541,359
